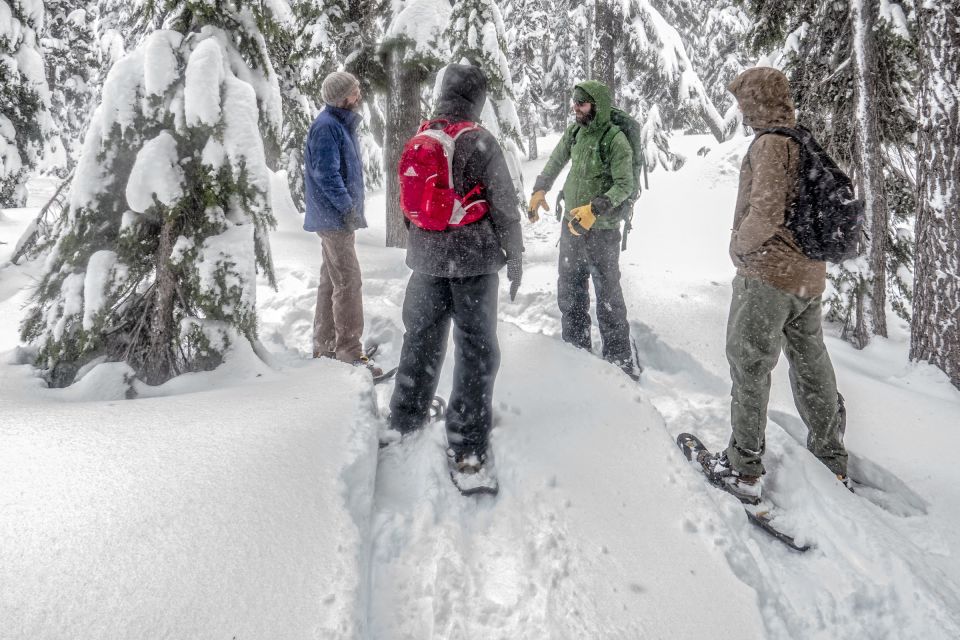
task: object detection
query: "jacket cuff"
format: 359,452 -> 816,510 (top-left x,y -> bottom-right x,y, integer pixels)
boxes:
532,175 -> 551,194
591,195 -> 614,217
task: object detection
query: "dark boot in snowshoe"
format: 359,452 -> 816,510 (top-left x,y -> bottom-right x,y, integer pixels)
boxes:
447,448 -> 498,496
697,450 -> 762,505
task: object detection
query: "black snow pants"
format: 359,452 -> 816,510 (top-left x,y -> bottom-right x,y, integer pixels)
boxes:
557,225 -> 631,364
389,271 -> 501,457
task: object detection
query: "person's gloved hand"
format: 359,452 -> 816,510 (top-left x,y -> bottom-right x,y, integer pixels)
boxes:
507,256 -> 522,301
567,203 -> 596,236
527,190 -> 549,222
343,207 -> 363,231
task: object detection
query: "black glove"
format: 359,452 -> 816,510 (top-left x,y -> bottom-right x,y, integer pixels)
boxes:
591,195 -> 614,217
343,207 -> 364,231
507,256 -> 522,301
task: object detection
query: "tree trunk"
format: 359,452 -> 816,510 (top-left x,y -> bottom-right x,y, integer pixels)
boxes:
582,1 -> 593,81
142,216 -> 178,385
591,0 -> 617,99
910,1 -> 960,389
849,0 -> 888,345
384,49 -> 421,248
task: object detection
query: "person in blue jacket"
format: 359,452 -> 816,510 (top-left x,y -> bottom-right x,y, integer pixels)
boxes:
304,71 -> 378,373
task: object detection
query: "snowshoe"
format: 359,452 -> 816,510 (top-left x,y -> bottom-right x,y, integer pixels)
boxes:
373,366 -> 398,385
677,432 -> 810,553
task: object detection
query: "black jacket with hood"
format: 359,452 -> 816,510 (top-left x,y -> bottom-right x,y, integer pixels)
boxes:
404,64 -> 524,277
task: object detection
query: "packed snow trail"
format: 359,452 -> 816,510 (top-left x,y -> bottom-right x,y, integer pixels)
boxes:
347,132 -> 960,638
363,323 -> 764,639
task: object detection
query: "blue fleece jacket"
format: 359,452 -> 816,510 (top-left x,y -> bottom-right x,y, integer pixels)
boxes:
303,105 -> 366,232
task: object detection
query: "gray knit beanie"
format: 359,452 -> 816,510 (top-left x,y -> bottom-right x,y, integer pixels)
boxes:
321,71 -> 360,107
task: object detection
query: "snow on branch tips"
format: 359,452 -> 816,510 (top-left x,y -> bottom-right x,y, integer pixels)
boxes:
20,21 -> 278,389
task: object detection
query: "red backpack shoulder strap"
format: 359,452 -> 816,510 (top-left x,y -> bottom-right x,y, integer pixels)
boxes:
441,120 -> 482,139
418,118 -> 451,134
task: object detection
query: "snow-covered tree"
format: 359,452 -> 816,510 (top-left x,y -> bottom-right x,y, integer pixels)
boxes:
504,0 -> 548,158
20,1 -> 286,388
910,0 -> 960,389
543,0 -> 589,130
41,0 -> 99,175
446,0 -> 525,197
94,0 -> 136,67
1,0 -> 55,207
696,1 -> 751,124
277,0 -> 388,211
381,0 -> 451,248
619,0 -> 730,142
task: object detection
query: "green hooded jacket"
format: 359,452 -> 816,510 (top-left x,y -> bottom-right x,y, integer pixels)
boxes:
537,80 -> 636,231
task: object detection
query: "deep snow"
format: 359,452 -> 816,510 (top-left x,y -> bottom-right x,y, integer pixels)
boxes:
2,132 -> 959,639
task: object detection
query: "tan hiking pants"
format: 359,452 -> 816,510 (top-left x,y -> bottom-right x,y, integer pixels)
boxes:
313,230 -> 364,362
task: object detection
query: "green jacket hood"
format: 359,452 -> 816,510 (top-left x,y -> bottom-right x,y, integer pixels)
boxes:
574,80 -> 612,132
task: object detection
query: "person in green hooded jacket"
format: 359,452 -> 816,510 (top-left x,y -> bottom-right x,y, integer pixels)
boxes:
528,80 -> 640,380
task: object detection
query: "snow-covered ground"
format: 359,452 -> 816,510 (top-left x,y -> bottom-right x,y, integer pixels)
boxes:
2,132 -> 959,639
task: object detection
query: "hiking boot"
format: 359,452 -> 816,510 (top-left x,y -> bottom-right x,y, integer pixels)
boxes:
313,349 -> 335,359
612,357 -> 643,381
697,450 -> 762,504
448,448 -> 489,473
353,354 -> 383,377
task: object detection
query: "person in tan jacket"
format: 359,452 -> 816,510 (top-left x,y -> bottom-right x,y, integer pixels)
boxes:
700,67 -> 849,503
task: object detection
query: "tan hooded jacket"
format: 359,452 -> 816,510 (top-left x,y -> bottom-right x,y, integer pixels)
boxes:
728,68 -> 826,298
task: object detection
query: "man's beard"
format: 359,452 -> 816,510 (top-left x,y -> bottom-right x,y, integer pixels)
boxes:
575,110 -> 594,126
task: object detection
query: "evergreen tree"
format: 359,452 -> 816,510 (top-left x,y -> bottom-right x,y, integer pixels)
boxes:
543,0 -> 588,130
1,0 -> 55,207
504,0 -> 548,159
910,0 -> 960,389
271,0 -> 323,211
20,0 -> 287,388
41,0 -> 100,175
279,0 -> 388,211
619,0 -> 729,142
381,0 -> 451,247
698,1 -> 751,124
446,0 -> 526,197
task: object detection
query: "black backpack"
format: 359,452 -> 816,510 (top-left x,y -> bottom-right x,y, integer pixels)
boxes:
754,126 -> 865,263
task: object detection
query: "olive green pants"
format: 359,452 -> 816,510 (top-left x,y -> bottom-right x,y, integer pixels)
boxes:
725,275 -> 848,477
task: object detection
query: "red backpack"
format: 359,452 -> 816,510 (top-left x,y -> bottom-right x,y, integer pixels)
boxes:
398,120 -> 489,231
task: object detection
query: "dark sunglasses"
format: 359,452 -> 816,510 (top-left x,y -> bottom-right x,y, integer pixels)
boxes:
573,98 -> 590,106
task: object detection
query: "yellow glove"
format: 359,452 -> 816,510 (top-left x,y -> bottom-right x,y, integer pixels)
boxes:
527,190 -> 549,222
567,204 -> 596,236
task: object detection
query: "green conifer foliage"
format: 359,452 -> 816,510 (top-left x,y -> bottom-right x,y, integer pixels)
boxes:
21,2 -> 284,387
446,0 -> 526,195
41,1 -> 99,175
1,0 -> 54,206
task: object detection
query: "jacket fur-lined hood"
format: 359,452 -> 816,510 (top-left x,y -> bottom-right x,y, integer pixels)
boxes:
728,67 -> 797,129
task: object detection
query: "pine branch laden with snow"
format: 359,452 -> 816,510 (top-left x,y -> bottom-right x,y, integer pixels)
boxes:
544,0 -> 589,130
20,24 -> 279,388
277,0 -> 389,209
910,0 -> 960,389
0,0 -> 56,207
503,0 -> 548,159
621,0 -> 729,143
446,0 -> 526,195
41,1 -> 100,176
